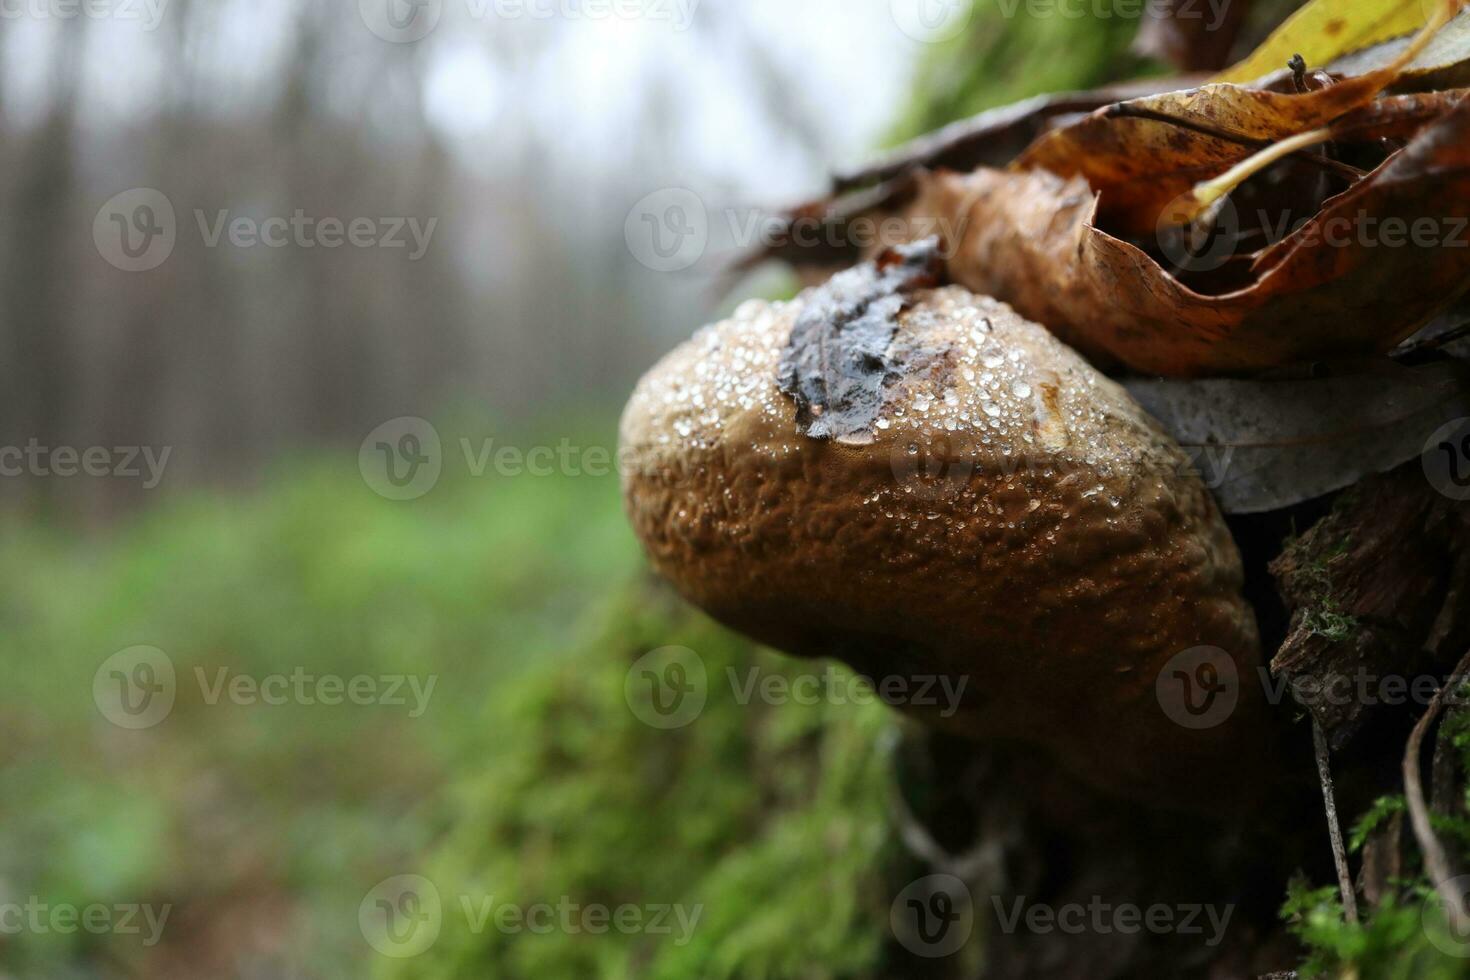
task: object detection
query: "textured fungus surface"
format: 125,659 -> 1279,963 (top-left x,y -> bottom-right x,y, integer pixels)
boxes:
621,278 -> 1279,809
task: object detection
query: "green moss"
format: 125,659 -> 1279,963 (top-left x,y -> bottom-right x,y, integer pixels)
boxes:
1349,795 -> 1407,853
1302,606 -> 1360,643
1289,535 -> 1361,643
1282,878 -> 1470,979
380,586 -> 913,979
1288,789 -> 1470,979
891,10 -> 1158,145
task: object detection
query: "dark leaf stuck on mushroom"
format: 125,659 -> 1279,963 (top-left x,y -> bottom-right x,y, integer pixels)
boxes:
776,238 -> 943,445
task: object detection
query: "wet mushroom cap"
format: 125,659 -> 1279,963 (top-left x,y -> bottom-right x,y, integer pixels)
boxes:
620,273 -> 1271,809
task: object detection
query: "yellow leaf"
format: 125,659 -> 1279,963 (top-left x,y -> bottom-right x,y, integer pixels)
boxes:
1215,0 -> 1430,84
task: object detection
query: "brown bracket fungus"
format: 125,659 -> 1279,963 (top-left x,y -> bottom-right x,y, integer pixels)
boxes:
620,240 -> 1284,811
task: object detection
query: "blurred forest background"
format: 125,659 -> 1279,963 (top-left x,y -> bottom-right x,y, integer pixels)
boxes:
0,0 -> 923,512
0,1 -> 1300,977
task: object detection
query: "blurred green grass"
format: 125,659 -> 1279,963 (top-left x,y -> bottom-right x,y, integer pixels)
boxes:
0,421 -> 646,976
0,420 -> 924,979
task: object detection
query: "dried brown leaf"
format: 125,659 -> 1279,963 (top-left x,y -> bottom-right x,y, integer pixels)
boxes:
905,93 -> 1470,375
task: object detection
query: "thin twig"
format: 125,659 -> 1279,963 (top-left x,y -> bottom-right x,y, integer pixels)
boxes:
1392,320 -> 1470,361
1313,718 -> 1360,924
1403,647 -> 1470,936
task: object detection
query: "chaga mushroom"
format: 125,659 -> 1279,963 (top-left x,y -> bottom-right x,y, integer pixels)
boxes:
620,241 -> 1286,811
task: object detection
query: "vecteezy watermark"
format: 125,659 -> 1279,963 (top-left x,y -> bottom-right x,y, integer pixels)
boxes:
1156,195 -> 1241,275
623,647 -> 970,730
92,647 -> 437,729
194,210 -> 435,259
625,189 -> 708,273
623,189 -> 972,274
1423,875 -> 1470,957
892,0 -> 1233,40
1155,646 -> 1240,731
359,418 -> 444,501
359,418 -> 634,500
359,875 -> 703,958
625,646 -> 708,729
93,188 -> 176,272
728,664 -> 969,717
459,437 -> 617,479
1424,417 -> 1470,502
0,0 -> 168,29
0,440 -> 171,488
992,0 -> 1232,26
1157,195 -> 1470,274
992,896 -> 1235,947
360,876 -> 442,958
94,189 -> 436,272
358,0 -> 700,43
891,874 -> 975,958
93,646 -> 177,730
1155,648 -> 1470,729
194,667 -> 436,717
0,898 -> 171,947
358,0 -> 442,42
890,434 -> 1234,504
890,0 -> 973,43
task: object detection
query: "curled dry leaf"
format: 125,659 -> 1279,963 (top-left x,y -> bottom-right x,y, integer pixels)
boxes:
830,78 -> 1198,195
903,91 -> 1470,375
1016,1 -> 1461,235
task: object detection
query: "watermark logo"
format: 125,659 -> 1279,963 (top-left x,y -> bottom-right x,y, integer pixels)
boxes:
0,898 -> 171,946
360,417 -> 443,500
194,210 -> 436,259
359,0 -> 442,42
359,879 -> 701,955
891,874 -> 974,957
624,646 -> 707,729
93,646 -> 176,730
886,434 -> 1234,501
991,0 -> 1232,25
1424,417 -> 1470,502
194,667 -> 436,716
94,188 -> 176,272
0,441 -> 171,488
361,875 -> 443,958
1155,646 -> 1238,730
889,434 -> 977,503
891,0 -> 973,43
728,664 -> 968,717
625,188 -> 708,273
993,896 -> 1234,945
1423,876 -> 1470,957
1156,194 -> 1240,274
622,191 -> 972,274
0,0 -> 169,28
